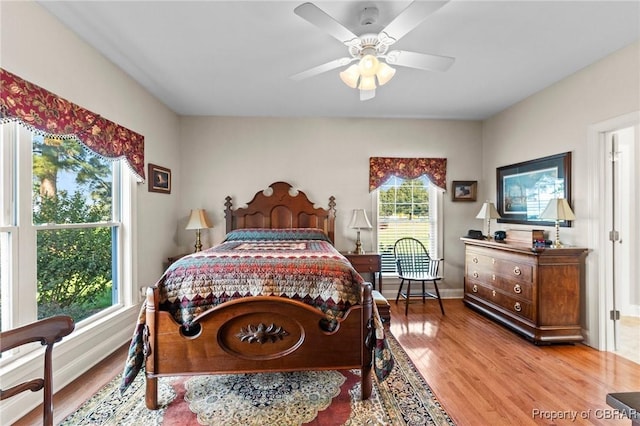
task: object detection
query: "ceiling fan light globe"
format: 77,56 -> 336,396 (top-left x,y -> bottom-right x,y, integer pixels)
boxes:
358,75 -> 377,91
339,64 -> 360,89
358,54 -> 379,77
376,62 -> 396,86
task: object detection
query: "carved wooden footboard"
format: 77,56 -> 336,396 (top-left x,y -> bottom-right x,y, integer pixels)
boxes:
144,284 -> 373,409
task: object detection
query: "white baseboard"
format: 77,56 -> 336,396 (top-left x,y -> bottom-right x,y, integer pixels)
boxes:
0,305 -> 140,425
377,278 -> 464,301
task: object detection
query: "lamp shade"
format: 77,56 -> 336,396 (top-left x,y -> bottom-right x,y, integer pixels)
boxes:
358,75 -> 377,91
185,209 -> 213,230
376,62 -> 396,86
540,198 -> 576,221
339,54 -> 396,100
349,209 -> 372,230
476,202 -> 501,220
339,64 -> 359,89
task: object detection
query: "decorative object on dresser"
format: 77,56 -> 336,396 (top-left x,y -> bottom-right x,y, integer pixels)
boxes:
475,201 -> 501,240
341,252 -> 382,291
185,209 -> 213,252
539,198 -> 576,248
504,229 -> 545,247
496,152 -> 571,226
452,180 -> 477,201
348,209 -> 372,254
393,237 -> 444,316
461,237 -> 587,344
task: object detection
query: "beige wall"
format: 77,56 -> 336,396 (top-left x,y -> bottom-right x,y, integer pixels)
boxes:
1,2 -> 184,421
1,1 -> 182,287
177,116 -> 483,294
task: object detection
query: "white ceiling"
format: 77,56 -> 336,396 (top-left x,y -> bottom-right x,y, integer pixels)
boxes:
38,1 -> 640,120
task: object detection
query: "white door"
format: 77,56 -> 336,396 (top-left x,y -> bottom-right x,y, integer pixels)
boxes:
603,125 -> 639,364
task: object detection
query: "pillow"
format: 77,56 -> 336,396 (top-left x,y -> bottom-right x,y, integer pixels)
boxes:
223,228 -> 331,242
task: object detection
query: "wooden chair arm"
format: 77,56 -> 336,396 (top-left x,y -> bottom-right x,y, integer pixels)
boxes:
0,315 -> 74,352
0,315 -> 75,426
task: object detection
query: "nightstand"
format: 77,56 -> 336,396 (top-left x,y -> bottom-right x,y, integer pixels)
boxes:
163,252 -> 190,270
341,252 -> 382,292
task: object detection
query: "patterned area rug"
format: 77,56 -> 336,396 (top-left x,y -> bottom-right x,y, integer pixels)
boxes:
61,333 -> 454,425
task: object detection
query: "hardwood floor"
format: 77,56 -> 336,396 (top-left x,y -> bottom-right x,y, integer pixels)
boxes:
15,299 -> 639,425
389,299 -> 639,425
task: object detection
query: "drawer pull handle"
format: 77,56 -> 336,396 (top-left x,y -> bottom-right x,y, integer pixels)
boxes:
513,284 -> 522,294
513,266 -> 521,276
472,285 -> 478,293
492,290 -> 496,297
514,302 -> 522,312
492,258 -> 496,264
492,274 -> 496,281
472,257 -> 479,263
473,271 -> 479,278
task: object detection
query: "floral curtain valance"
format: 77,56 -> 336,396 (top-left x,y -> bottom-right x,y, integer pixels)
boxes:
0,68 -> 145,181
369,157 -> 447,192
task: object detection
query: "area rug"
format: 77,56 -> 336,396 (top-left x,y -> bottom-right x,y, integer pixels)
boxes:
61,333 -> 455,425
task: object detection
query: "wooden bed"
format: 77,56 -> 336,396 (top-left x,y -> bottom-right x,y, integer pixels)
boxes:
142,182 -> 374,409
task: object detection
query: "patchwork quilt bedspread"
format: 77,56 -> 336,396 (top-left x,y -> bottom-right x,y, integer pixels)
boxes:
120,228 -> 393,393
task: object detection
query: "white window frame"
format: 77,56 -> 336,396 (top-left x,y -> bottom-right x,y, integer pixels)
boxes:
0,122 -> 137,334
373,177 -> 444,277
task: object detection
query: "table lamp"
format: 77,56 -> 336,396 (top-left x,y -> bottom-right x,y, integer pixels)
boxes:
185,209 -> 213,252
349,209 -> 372,254
476,201 -> 501,240
540,198 -> 575,248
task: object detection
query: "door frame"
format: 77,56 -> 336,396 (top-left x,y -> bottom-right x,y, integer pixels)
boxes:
587,110 -> 639,351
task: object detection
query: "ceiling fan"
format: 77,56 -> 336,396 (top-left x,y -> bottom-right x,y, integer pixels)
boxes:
290,1 -> 455,101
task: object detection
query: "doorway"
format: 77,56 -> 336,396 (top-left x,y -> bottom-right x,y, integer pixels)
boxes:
588,112 -> 639,364
603,125 -> 639,364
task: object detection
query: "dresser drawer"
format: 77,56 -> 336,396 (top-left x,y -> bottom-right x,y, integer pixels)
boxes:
466,272 -> 533,301
344,254 -> 381,272
466,249 -> 534,283
466,281 -> 534,321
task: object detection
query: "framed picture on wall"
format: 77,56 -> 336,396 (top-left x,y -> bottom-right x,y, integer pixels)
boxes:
496,152 -> 571,226
148,163 -> 171,194
452,181 -> 477,201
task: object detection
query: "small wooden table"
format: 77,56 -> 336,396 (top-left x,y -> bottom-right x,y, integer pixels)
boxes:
607,392 -> 640,425
163,252 -> 191,270
341,252 -> 382,292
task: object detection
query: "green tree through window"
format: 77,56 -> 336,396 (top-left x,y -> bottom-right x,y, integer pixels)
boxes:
32,136 -> 116,321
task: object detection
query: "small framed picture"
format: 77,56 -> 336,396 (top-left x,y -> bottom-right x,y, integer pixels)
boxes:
148,163 -> 171,194
452,180 -> 477,202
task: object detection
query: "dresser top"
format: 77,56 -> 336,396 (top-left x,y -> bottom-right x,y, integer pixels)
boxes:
460,237 -> 588,257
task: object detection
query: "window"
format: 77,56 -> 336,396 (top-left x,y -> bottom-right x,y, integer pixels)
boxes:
0,122 -> 133,330
376,175 -> 441,274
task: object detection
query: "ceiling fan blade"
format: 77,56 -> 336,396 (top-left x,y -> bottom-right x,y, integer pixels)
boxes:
385,50 -> 455,72
379,0 -> 450,45
290,57 -> 355,81
294,2 -> 359,46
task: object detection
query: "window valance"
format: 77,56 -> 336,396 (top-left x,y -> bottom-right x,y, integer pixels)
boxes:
0,68 -> 145,181
369,157 -> 447,192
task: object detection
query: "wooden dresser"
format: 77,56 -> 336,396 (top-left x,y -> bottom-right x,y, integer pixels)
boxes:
461,238 -> 588,344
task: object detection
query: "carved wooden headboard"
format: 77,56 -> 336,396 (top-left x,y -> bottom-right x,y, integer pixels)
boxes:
224,182 -> 336,243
